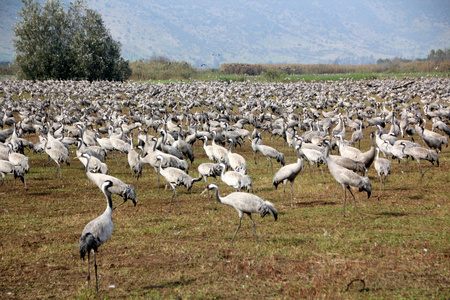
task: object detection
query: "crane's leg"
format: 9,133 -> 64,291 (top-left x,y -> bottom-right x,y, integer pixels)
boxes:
311,165 -> 316,184
379,175 -> 383,196
175,191 -> 181,214
87,251 -> 91,283
342,185 -> 347,217
54,161 -> 62,180
348,187 -> 358,215
421,161 -> 434,179
290,179 -> 295,207
248,214 -> 259,243
44,155 -> 51,166
169,188 -> 176,212
417,160 -> 423,183
231,214 -> 244,244
332,182 -> 340,197
94,251 -> 98,293
320,166 -> 326,184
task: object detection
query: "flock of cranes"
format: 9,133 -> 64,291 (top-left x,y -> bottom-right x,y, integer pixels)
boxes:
0,77 -> 449,292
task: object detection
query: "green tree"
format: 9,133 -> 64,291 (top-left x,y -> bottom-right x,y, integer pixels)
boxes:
13,0 -> 131,81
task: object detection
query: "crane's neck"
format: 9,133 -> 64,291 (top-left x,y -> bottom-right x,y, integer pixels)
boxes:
212,187 -> 222,204
104,191 -> 113,215
227,141 -> 233,153
84,155 -> 90,173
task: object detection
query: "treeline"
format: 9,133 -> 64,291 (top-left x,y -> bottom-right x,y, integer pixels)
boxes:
2,48 -> 449,81
221,48 -> 450,76
129,56 -> 199,81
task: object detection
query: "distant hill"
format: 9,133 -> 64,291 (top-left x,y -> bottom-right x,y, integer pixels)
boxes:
1,0 -> 449,67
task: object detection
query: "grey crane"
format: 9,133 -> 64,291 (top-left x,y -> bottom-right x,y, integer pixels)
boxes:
219,163 -> 250,192
272,145 -> 303,206
7,143 -> 30,174
158,129 -> 184,160
198,162 -> 221,184
172,127 -> 195,164
211,130 -> 230,166
374,147 -> 391,195
321,140 -> 366,197
0,159 -> 25,189
75,138 -> 106,162
431,117 -> 450,136
325,146 -> 372,217
80,153 -> 137,207
350,122 -> 363,148
297,137 -> 326,184
207,183 -> 278,244
400,142 -> 439,183
200,135 -> 215,162
127,133 -> 142,180
156,155 -> 202,213
336,134 -> 362,160
198,162 -> 222,198
251,134 -> 285,173
79,180 -> 115,292
139,137 -> 189,184
43,135 -> 70,180
418,125 -> 447,152
227,138 -> 247,174
77,152 -> 108,174
354,132 -> 376,174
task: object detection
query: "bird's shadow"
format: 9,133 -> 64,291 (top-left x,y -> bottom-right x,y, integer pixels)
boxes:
143,278 -> 197,290
376,211 -> 408,217
296,200 -> 338,207
270,237 -> 306,246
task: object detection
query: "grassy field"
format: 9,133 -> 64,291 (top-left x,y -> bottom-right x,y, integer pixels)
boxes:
0,108 -> 449,298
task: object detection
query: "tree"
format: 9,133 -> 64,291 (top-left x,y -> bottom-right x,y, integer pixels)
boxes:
13,0 -> 131,81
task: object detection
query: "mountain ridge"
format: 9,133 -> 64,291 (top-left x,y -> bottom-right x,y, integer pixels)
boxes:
1,0 -> 449,67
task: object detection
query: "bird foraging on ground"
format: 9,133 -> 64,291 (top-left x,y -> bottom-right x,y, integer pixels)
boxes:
324,146 -> 372,216
207,183 -> 277,244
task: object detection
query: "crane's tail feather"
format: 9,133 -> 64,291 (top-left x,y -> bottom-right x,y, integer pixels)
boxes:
122,184 -> 137,206
79,232 -> 99,260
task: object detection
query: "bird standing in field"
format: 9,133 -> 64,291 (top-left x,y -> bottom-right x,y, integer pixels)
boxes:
79,153 -> 137,208
272,145 -> 303,206
157,155 -> 202,213
207,183 -> 277,244
0,159 -> 25,189
251,134 -> 285,173
374,147 -> 391,196
79,180 -> 114,293
400,142 -> 439,183
325,146 -> 372,216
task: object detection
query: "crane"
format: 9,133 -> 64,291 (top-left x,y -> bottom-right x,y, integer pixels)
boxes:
207,183 -> 277,244
79,153 -> 137,208
78,180 -> 114,293
156,155 -> 201,213
325,146 -> 372,216
273,145 -> 303,206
